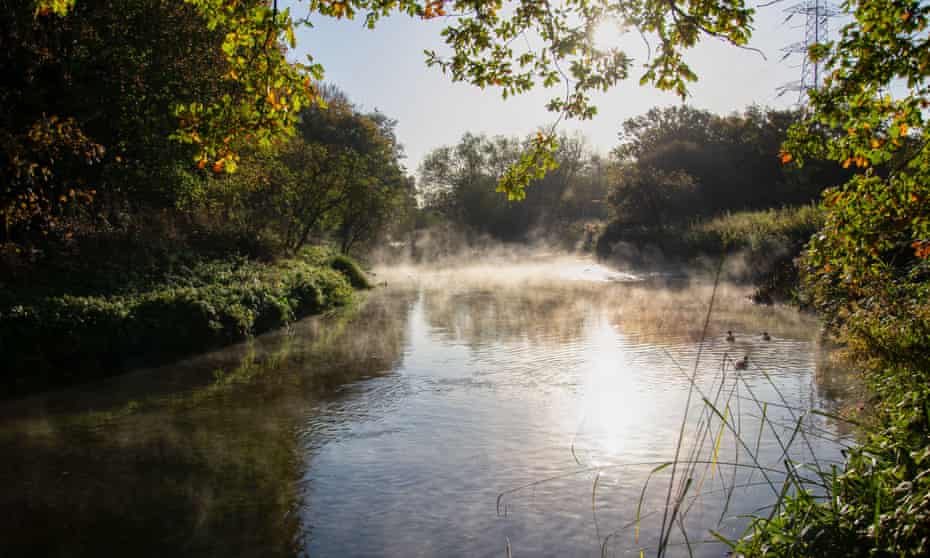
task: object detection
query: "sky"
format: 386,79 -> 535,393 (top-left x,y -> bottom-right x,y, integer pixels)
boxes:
288,1 -> 811,174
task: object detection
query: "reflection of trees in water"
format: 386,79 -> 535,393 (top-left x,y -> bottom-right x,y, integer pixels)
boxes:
0,290 -> 415,557
603,281 -> 818,346
421,285 -> 601,346
812,347 -> 865,438
420,280 -> 820,349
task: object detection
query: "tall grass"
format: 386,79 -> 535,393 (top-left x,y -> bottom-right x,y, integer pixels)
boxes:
694,205 -> 824,252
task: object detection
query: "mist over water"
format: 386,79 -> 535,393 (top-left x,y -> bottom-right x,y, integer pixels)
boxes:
0,255 -> 854,557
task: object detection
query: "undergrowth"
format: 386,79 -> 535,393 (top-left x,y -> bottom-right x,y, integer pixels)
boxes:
0,251 -> 369,397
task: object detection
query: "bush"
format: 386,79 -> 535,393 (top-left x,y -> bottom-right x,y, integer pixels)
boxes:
735,174 -> 930,557
0,255 -> 356,397
328,254 -> 372,289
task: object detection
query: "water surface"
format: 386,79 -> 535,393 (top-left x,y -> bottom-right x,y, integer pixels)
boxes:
0,258 -> 854,557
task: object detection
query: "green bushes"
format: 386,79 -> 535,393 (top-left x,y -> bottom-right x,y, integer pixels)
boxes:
734,170 -> 930,558
327,254 -> 372,289
0,256 -> 357,397
734,371 -> 930,558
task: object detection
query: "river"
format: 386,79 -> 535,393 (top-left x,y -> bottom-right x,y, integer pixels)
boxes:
0,257 -> 856,557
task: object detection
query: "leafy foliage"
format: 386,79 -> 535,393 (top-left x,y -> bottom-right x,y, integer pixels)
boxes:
607,106 -> 850,226
328,254 -> 373,289
0,254 -> 357,397
736,1 -> 930,555
419,131 -> 608,242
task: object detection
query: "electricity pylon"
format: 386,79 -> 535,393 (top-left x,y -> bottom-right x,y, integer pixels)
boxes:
778,0 -> 838,106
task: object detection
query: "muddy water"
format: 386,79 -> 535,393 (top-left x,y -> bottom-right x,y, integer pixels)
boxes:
0,258 -> 854,557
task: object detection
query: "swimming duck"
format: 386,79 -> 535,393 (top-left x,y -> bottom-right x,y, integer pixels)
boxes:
761,332 -> 771,341
734,356 -> 749,370
726,331 -> 735,342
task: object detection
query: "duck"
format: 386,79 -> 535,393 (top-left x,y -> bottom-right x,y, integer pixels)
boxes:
734,356 -> 749,370
726,330 -> 735,342
761,331 -> 771,341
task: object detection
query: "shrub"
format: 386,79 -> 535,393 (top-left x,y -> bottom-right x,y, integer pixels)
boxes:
0,255 -> 357,397
328,254 -> 372,289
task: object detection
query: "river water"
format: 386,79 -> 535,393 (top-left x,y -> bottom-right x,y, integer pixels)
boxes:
0,257 -> 855,557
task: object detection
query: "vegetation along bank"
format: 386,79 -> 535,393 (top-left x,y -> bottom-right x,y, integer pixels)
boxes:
0,248 -> 370,398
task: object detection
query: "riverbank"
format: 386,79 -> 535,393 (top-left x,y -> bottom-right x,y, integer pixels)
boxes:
596,205 -> 823,302
0,247 -> 370,398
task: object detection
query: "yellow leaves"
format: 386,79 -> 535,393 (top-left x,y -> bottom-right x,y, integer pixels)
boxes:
899,123 -> 909,136
197,158 -> 207,170
847,127 -> 857,136
779,151 -> 793,164
871,138 -> 883,149
212,159 -> 225,173
901,11 -> 911,22
330,1 -> 347,18
843,156 -> 870,169
422,0 -> 446,19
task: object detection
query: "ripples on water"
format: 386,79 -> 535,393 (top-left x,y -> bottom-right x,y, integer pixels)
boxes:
0,258 -> 855,557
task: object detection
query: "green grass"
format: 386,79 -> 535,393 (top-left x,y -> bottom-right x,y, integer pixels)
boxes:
694,205 -> 824,252
0,252 -> 367,397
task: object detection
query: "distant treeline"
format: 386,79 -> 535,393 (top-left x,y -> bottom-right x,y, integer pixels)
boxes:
606,105 -> 851,226
417,132 -> 609,246
417,105 -> 850,253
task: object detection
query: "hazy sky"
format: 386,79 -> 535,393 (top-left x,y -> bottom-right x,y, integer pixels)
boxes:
290,2 -> 809,173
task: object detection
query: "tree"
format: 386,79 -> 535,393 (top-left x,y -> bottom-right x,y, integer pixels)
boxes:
782,0 -> 930,368
607,165 -> 696,227
606,105 -> 849,225
206,93 -> 409,253
3,0 -> 319,245
419,132 -> 607,240
32,0 -> 757,203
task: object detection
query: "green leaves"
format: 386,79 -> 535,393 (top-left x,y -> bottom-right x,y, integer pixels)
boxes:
496,132 -> 559,200
172,1 -> 321,172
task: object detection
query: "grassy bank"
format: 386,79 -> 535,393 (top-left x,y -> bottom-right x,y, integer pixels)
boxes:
0,248 -> 369,398
596,205 -> 824,301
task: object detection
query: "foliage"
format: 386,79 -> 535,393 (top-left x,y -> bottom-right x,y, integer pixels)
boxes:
735,370 -> 930,558
419,131 -> 608,241
0,254 -> 358,397
607,106 -> 850,226
32,0 -> 759,200
734,1 -> 930,555
788,0 -> 930,308
607,165 -> 696,226
4,0 -> 312,243
696,205 -> 824,252
205,94 -> 412,254
597,205 -> 823,272
328,254 -> 373,289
